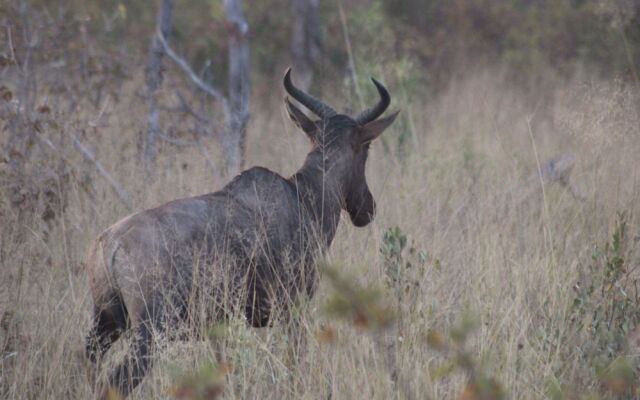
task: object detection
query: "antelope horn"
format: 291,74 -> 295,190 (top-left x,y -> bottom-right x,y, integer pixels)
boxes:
283,67 -> 337,119
356,78 -> 390,125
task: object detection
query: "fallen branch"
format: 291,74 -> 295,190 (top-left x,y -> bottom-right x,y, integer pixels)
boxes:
512,153 -> 585,203
158,132 -> 198,147
441,153 -> 585,240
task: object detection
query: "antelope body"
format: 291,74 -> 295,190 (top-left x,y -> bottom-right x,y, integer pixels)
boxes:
84,69 -> 398,398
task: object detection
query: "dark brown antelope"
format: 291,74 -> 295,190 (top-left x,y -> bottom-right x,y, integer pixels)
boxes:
84,68 -> 398,398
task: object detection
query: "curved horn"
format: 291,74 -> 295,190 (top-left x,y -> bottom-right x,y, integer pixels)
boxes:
283,67 -> 337,119
356,78 -> 390,125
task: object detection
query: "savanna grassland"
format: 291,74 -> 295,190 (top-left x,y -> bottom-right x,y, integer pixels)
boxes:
2,2 -> 640,399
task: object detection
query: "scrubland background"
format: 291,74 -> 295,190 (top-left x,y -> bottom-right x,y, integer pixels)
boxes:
1,0 -> 640,399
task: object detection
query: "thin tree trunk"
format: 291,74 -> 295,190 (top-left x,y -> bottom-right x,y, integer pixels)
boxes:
292,0 -> 321,91
154,0 -> 250,176
144,0 -> 174,167
223,0 -> 250,175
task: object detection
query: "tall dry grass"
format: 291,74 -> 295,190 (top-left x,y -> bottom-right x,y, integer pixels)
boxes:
1,62 -> 639,399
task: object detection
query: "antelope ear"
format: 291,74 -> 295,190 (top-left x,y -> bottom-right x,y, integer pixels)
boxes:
359,111 -> 399,144
285,97 -> 318,139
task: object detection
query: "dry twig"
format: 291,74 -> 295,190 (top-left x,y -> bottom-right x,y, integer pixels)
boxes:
70,134 -> 132,210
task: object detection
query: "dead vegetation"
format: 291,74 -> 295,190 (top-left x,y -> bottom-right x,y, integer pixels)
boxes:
1,3 -> 640,400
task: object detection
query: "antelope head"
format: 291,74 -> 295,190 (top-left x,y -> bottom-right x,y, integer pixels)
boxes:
284,68 -> 398,227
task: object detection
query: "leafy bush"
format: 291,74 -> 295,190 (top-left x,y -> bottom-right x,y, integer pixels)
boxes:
569,212 -> 640,395
167,361 -> 226,400
321,265 -> 395,331
427,313 -> 506,400
380,226 -> 428,304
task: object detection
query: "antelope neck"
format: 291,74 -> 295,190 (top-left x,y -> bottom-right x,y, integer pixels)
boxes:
290,153 -> 344,248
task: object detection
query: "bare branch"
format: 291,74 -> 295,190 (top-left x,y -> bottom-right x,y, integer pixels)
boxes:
70,134 -> 132,210
152,0 -> 249,176
156,29 -> 230,116
174,91 -> 214,125
158,132 -> 197,147
6,26 -> 16,65
143,0 -> 174,165
194,134 -> 220,178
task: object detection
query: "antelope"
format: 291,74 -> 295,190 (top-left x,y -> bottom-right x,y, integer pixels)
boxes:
84,68 -> 398,398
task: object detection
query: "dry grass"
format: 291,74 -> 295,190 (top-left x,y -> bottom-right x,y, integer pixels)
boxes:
1,62 -> 639,400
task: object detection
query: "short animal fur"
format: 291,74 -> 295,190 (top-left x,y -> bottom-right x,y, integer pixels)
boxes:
84,68 -> 398,398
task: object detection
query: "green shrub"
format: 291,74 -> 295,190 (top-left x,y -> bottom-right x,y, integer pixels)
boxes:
570,212 -> 640,395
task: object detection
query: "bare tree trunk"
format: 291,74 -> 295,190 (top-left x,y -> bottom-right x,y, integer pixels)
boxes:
223,0 -> 250,175
292,0 -> 321,91
155,0 -> 249,176
144,0 -> 174,167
